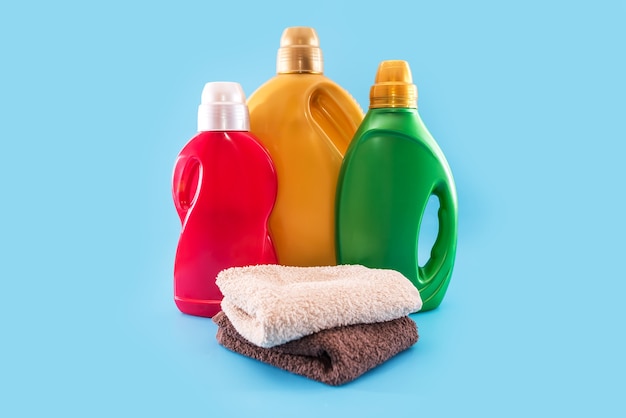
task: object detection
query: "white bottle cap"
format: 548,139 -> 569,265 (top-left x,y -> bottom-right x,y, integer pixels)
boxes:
197,82 -> 250,132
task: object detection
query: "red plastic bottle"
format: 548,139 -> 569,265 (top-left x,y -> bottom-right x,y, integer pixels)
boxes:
172,82 -> 278,317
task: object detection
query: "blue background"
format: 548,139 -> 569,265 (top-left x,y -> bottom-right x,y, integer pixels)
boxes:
1,0 -> 624,416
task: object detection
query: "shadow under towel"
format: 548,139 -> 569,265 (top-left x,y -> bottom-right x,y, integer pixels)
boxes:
213,311 -> 419,386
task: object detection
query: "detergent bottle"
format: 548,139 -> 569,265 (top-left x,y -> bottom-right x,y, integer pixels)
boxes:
172,82 -> 278,318
247,26 -> 363,267
335,60 -> 458,311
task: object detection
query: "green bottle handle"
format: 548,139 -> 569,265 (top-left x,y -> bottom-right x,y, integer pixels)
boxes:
418,180 -> 457,309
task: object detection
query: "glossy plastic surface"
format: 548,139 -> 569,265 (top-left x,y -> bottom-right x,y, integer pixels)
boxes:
336,108 -> 458,311
248,74 -> 363,266
172,131 -> 278,317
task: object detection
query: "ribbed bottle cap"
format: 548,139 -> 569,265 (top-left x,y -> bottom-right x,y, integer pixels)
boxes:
276,27 -> 323,74
369,60 -> 418,109
197,82 -> 250,132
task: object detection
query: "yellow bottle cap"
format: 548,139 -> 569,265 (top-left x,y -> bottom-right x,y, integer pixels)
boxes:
276,27 -> 323,74
369,60 -> 418,109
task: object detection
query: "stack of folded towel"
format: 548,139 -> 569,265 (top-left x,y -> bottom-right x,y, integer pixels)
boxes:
213,264 -> 422,386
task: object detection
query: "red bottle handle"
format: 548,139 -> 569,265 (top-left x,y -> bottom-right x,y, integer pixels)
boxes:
172,155 -> 201,224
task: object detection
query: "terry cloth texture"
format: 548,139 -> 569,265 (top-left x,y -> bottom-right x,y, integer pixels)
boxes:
214,311 -> 418,386
216,264 -> 422,348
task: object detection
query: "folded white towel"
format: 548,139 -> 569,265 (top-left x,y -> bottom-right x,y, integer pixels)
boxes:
216,264 -> 422,348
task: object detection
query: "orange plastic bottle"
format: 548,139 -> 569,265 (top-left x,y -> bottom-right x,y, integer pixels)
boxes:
247,26 -> 364,267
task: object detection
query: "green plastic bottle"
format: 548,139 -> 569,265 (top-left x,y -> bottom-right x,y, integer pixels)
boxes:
335,60 -> 458,311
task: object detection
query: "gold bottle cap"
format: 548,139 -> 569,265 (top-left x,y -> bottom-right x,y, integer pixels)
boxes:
276,27 -> 323,74
369,60 -> 418,109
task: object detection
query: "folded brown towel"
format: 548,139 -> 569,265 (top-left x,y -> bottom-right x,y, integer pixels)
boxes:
213,311 -> 419,386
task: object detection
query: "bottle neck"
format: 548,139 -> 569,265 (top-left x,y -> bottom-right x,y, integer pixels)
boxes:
276,45 -> 323,74
197,103 -> 249,132
367,106 -> 417,113
369,86 -> 417,109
